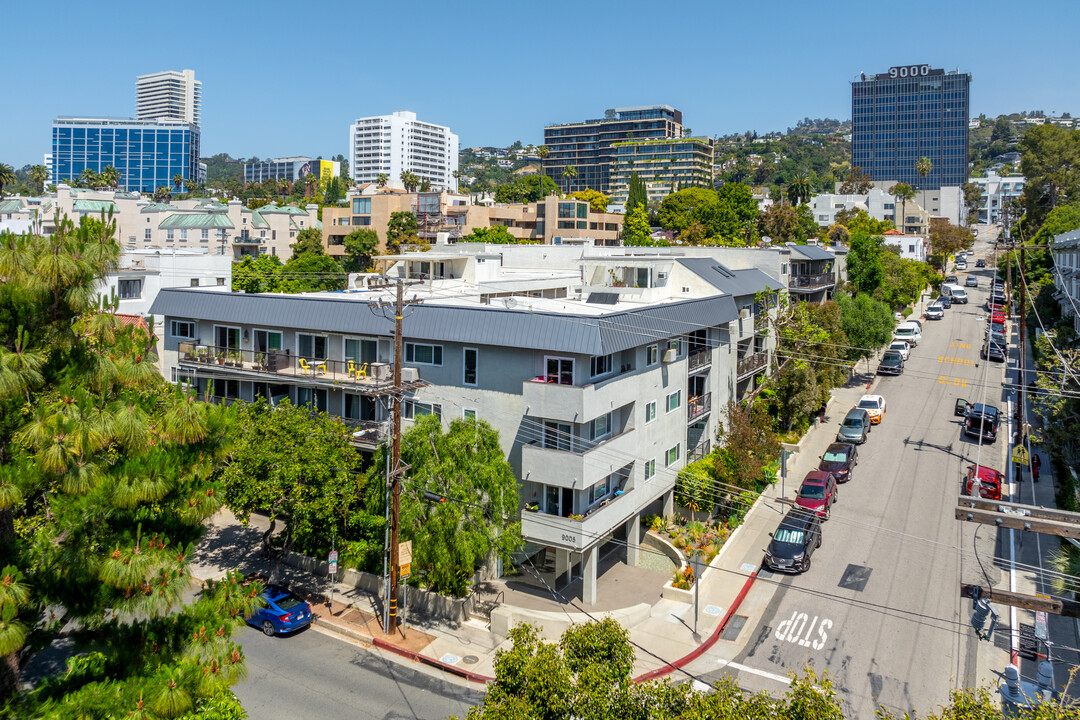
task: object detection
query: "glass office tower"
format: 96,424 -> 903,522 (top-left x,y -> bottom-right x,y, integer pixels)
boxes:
51,117 -> 201,193
851,66 -> 971,189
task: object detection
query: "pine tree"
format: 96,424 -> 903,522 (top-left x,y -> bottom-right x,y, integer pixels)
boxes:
626,172 -> 647,213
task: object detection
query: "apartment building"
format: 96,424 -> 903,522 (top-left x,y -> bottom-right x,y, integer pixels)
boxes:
1052,228 -> 1080,334
149,245 -> 779,604
322,190 -> 622,254
881,230 -> 928,262
136,69 -> 201,125
349,111 -> 459,191
809,188 -> 898,228
609,137 -> 715,206
100,247 -> 232,317
969,172 -> 1026,224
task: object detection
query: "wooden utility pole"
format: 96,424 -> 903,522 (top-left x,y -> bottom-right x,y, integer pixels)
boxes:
1016,244 -> 1027,443
956,495 -> 1080,539
961,584 -> 1080,618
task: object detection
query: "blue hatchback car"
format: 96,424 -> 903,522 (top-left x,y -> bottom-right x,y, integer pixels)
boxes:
247,585 -> 313,636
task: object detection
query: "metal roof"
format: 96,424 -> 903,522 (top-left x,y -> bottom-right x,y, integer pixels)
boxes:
72,199 -> 117,214
676,258 -> 781,297
158,213 -> 235,229
787,244 -> 835,261
1054,229 -> 1080,249
0,199 -> 25,213
149,288 -> 738,356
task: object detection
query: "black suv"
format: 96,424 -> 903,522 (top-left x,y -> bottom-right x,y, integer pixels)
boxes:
818,442 -> 858,483
982,341 -> 1006,362
955,399 -> 1000,443
764,508 -> 822,573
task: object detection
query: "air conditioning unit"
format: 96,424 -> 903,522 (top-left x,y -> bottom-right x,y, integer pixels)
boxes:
368,362 -> 391,380
401,367 -> 419,382
740,308 -> 750,319
662,348 -> 677,363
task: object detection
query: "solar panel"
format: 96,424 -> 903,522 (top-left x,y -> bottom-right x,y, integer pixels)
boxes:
586,292 -> 620,305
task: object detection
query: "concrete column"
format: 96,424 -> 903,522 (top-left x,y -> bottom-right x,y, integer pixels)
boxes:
626,514 -> 640,567
663,489 -> 674,518
581,545 -> 598,605
554,548 -> 571,584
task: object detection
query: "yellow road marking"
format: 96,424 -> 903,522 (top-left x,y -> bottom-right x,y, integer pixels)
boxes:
938,357 -> 974,366
937,375 -> 969,387
950,342 -> 971,349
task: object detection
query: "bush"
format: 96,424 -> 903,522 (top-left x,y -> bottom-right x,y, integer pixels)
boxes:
1054,457 -> 1079,512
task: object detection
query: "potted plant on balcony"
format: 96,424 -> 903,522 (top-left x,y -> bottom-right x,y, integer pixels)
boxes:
524,501 -> 539,512
569,513 -> 584,521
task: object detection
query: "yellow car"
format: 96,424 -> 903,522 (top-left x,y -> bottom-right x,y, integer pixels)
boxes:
856,394 -> 886,424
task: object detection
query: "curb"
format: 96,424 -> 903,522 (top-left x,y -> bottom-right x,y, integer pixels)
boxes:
373,637 -> 495,684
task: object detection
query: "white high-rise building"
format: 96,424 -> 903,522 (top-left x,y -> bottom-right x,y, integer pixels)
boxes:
349,110 -> 458,191
136,69 -> 201,126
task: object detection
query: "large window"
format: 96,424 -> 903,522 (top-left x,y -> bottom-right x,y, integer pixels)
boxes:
590,354 -> 612,377
646,344 -> 658,366
666,390 -> 681,413
404,400 -> 442,420
543,421 -> 572,451
665,444 -> 680,467
463,347 -> 478,385
545,357 -> 573,385
296,387 -> 327,411
590,413 -> 611,440
405,342 -> 443,366
590,479 -> 608,504
345,337 -> 378,364
170,320 -> 196,339
214,325 -> 240,350
297,333 -> 328,360
352,198 -> 371,214
118,278 -> 143,299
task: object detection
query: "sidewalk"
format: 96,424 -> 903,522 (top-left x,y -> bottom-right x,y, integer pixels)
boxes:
188,366 -> 892,688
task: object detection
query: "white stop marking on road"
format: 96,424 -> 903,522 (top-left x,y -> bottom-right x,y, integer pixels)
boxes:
774,610 -> 833,650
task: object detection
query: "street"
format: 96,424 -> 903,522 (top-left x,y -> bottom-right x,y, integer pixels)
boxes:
234,625 -> 481,720
707,234 -> 1017,717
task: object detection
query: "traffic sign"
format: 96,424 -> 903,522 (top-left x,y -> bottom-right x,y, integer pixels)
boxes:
398,540 -> 412,566
1011,446 -> 1030,467
328,561 -> 338,575
328,550 -> 339,563
399,562 -> 411,579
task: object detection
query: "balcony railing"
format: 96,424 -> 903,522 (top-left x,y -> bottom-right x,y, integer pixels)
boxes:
342,418 -> 387,448
688,439 -> 711,464
687,392 -> 711,422
737,352 -> 768,378
688,347 -> 711,371
789,272 -> 836,290
176,341 -> 424,395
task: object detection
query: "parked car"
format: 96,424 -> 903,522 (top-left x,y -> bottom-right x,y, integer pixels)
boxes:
956,261 -> 968,270
795,471 -> 838,520
818,442 -> 858,483
888,340 -> 910,361
963,464 -> 1004,500
955,399 -> 1000,443
976,259 -> 987,268
986,327 -> 1007,346
965,276 -> 978,288
837,408 -> 872,444
989,310 -> 1007,325
925,304 -> 944,320
938,294 -> 952,309
894,321 -> 922,347
857,394 -> 887,424
945,275 -> 959,285
877,350 -> 905,375
982,341 -> 1006,362
246,585 -> 314,636
764,508 -> 822,573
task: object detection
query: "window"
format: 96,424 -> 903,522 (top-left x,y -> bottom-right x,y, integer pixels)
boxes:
463,408 -> 477,420
545,357 -> 573,385
217,277 -> 225,286
780,262 -> 788,275
590,479 -> 608,504
403,400 -> 442,420
352,198 -> 371,214
646,344 -> 658,366
144,228 -> 151,240
167,229 -> 174,240
645,401 -> 656,423
543,420 -> 572,451
212,379 -> 240,400
190,278 -> 199,287
405,342 -> 443,366
591,413 -> 611,440
297,333 -> 328,360
644,459 -> 656,480
665,444 -> 681,467
180,229 -> 187,240
463,347 -> 478,385
214,325 -> 240,350
590,354 -> 612,377
170,320 -> 196,339
666,391 -> 681,413
296,387 -> 327,411
118,278 -> 142,299
201,229 -> 209,241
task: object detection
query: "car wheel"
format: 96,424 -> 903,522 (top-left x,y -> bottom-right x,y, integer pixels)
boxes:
261,620 -> 275,637
834,487 -> 838,504
801,556 -> 812,572
824,505 -> 831,520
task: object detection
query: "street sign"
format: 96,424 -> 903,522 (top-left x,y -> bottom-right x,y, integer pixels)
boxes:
1018,623 -> 1038,660
1011,446 -> 1030,467
328,550 -> 338,563
1035,611 -> 1049,641
400,562 -> 411,579
398,540 -> 412,566
328,561 -> 338,575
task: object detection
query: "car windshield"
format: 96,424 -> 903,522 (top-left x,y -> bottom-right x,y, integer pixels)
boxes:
773,528 -> 805,545
895,329 -> 913,337
272,593 -> 305,611
798,483 -> 826,499
858,400 -> 878,410
823,450 -> 848,463
883,354 -> 901,364
890,343 -> 905,350
843,417 -> 863,428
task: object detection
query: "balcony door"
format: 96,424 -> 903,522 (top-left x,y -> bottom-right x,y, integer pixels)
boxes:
543,421 -> 572,452
345,337 -> 378,365
253,329 -> 281,354
214,325 -> 240,350
545,356 -> 574,385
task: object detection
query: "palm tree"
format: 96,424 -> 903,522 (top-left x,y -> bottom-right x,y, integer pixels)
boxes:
562,165 -> 577,194
184,178 -> 197,195
536,145 -> 550,192
888,182 -> 917,232
0,163 -> 15,198
172,174 -> 183,192
788,172 -> 812,206
915,157 -> 933,221
376,173 -> 389,188
277,178 -> 291,201
304,173 -> 319,197
154,186 -> 172,203
28,165 -> 49,194
79,168 -> 101,190
100,166 -> 120,189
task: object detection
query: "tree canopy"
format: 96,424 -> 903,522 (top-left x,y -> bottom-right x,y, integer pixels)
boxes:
386,211 -> 419,254
570,189 -> 610,212
465,225 -> 525,244
1020,125 -> 1080,228
657,184 -> 758,244
622,205 -> 657,246
340,227 -> 380,272
290,227 -> 325,260
493,175 -> 558,204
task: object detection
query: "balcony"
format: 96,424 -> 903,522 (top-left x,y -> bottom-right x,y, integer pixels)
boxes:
233,235 -> 263,245
342,418 -> 386,449
687,392 -> 711,422
688,439 -> 711,464
522,370 -> 633,424
520,429 -> 637,490
789,272 -> 836,291
688,347 -> 711,372
176,341 -> 426,396
737,352 -> 768,379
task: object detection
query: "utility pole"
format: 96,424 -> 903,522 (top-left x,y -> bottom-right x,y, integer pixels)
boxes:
1016,244 -> 1027,446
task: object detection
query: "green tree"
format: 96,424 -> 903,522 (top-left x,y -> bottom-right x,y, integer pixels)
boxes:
153,185 -> 172,203
658,187 -> 719,234
888,182 -> 917,230
1031,203 -> 1080,246
493,175 -> 557,204
395,415 -> 521,597
915,156 -> 932,188
376,173 -> 389,188
400,170 -> 420,192
0,163 -> 15,198
715,182 -> 759,241
341,227 -> 379,271
290,227 -> 325,260
570,189 -> 610,212
27,164 -> 49,194
838,166 -> 873,194
561,165 -> 577,193
622,204 -> 653,246
220,398 -> 368,584
836,292 -> 894,362
787,171 -> 812,205
928,219 -> 974,271
535,145 -> 550,189
625,171 -> 647,214
991,115 -> 1013,144
172,173 -> 183,191
757,203 -> 800,242
962,182 -> 982,225
1020,124 -> 1080,229
231,253 -> 284,293
845,232 -> 885,294
877,248 -> 933,310
386,211 -> 419,254
464,225 -> 522,244
711,400 -> 781,494
279,252 -> 346,292
839,209 -> 892,236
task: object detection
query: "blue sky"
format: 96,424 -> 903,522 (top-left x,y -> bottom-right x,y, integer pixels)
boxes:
3,0 -> 1077,168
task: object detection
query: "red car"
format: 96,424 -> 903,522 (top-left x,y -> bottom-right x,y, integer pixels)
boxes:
795,471 -> 838,519
963,464 -> 1003,500
989,311 -> 1006,325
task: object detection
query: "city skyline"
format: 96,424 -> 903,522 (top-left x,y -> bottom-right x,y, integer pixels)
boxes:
2,0 -> 1077,169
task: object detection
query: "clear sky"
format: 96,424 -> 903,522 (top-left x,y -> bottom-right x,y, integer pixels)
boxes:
3,0 -> 1078,168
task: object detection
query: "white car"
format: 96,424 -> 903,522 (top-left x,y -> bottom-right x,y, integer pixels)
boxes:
925,304 -> 944,320
856,394 -> 887,424
888,341 -> 910,361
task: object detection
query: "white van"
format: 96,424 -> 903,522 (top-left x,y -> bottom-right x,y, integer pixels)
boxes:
942,283 -> 968,304
893,321 -> 922,347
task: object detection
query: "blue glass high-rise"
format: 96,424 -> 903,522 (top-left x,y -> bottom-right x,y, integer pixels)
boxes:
51,117 -> 201,193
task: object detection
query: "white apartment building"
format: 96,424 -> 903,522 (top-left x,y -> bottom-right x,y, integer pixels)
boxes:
136,69 -> 201,126
101,247 -> 232,318
809,188 -> 897,227
881,231 -> 928,262
1052,228 -> 1080,334
349,111 -> 459,192
970,172 -> 1027,224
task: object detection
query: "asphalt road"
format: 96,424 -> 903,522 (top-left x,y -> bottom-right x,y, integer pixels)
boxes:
716,239 -> 1010,717
234,625 -> 482,720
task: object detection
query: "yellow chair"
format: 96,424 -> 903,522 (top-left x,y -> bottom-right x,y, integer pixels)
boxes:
347,360 -> 358,378
357,363 -> 368,379
298,358 -> 312,375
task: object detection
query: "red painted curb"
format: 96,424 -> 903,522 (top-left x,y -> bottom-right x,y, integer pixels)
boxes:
632,570 -> 759,683
373,637 -> 495,684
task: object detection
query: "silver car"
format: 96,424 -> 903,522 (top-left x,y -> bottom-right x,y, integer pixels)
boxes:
925,304 -> 944,320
